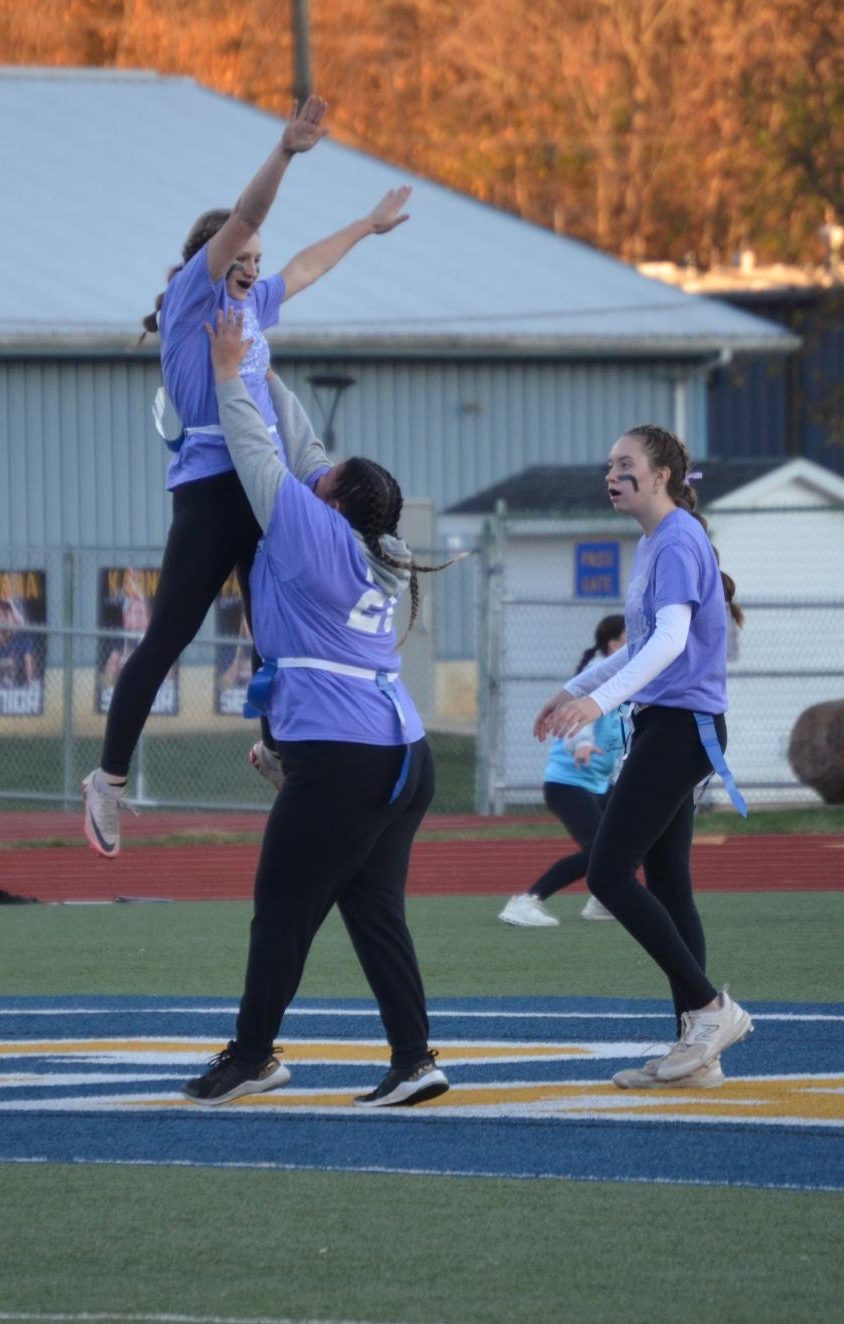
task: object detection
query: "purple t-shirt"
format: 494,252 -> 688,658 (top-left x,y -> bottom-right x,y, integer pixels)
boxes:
158,246 -> 286,489
625,508 -> 728,713
248,475 -> 424,746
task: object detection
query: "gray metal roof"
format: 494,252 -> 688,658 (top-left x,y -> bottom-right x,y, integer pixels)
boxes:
1,67 -> 799,358
446,457 -> 844,515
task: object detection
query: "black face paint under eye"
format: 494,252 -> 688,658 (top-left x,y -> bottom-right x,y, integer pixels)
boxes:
615,473 -> 639,492
226,261 -> 246,279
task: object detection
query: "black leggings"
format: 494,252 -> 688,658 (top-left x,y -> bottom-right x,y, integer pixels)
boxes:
529,783 -> 609,900
101,470 -> 266,777
586,706 -> 723,1029
235,738 -> 436,1070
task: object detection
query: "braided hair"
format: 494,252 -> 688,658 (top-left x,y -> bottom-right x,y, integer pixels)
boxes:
575,613 -> 626,674
330,457 -> 456,643
625,424 -> 744,626
138,208 -> 233,340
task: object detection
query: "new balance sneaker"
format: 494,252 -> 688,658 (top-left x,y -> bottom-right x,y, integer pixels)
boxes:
613,1055 -> 725,1090
354,1053 -> 449,1107
498,893 -> 560,927
656,990 -> 753,1081
580,895 -> 614,921
182,1045 -> 291,1105
248,741 -> 285,792
82,769 -> 136,858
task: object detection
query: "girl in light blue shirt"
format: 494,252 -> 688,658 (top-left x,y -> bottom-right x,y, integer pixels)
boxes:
499,615 -> 626,929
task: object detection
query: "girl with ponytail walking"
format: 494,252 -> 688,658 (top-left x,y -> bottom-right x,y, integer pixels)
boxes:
535,425 -> 753,1089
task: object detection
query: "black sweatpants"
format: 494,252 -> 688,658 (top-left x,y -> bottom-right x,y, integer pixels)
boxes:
234,738 -> 435,1069
529,782 -> 609,900
586,706 -> 723,1028
101,471 -> 267,777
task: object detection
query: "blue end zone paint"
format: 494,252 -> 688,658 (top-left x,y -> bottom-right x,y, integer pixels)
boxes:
1,996 -> 842,1192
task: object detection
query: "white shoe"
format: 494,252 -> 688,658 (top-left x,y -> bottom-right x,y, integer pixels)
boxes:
656,990 -> 753,1081
498,893 -> 560,927
613,1055 -> 725,1090
580,895 -> 614,921
82,769 -> 136,858
249,741 -> 285,792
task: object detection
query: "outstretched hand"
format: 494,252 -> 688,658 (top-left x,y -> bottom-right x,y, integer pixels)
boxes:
281,96 -> 329,154
538,696 -> 603,743
366,186 -> 412,234
204,308 -> 253,381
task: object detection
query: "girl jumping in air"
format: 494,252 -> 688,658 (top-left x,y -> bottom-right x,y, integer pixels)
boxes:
83,96 -> 412,856
535,424 -> 753,1089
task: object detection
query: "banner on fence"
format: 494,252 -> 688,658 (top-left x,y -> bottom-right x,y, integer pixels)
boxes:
96,567 -> 179,716
0,569 -> 46,717
214,572 -> 253,717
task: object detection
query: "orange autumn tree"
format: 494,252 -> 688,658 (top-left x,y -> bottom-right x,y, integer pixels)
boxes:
1,0 -> 842,264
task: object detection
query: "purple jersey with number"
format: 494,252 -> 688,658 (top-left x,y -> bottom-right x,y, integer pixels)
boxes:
158,246 -> 286,489
248,475 -> 424,745
624,508 -> 728,713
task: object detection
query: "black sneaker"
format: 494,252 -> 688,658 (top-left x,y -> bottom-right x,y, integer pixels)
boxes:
354,1052 -> 449,1108
182,1044 -> 291,1105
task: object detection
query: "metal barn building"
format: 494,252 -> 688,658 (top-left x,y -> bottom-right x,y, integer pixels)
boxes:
0,67 -> 800,741
1,68 -> 798,535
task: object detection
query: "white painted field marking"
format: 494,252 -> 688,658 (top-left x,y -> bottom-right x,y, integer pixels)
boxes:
1,1006 -> 842,1022
0,1312 -> 417,1324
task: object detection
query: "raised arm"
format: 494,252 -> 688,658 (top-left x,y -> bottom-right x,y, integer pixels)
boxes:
205,97 -> 328,283
266,372 -> 330,486
206,310 -> 287,531
280,186 -> 412,301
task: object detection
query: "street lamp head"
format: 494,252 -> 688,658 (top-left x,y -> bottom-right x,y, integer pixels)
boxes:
306,373 -> 357,452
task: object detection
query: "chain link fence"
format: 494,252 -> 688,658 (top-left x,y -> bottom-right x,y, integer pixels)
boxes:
0,548 -> 479,815
474,505 -> 844,813
3,506 -> 842,818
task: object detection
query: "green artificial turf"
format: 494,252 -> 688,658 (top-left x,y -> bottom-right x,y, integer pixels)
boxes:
0,1164 -> 840,1324
1,891 -> 842,1324
1,892 -> 841,1003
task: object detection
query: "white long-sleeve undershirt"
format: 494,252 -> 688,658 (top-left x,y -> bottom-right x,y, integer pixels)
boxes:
563,603 -> 693,714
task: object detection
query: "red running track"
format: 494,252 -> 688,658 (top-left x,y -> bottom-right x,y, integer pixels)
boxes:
0,812 -> 841,901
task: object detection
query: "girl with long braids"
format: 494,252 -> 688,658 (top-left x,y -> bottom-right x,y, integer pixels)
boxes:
183,309 -> 452,1108
499,613 -> 627,928
82,95 -> 414,857
535,424 -> 753,1090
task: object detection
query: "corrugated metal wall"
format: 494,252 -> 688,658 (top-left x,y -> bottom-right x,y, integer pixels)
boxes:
275,355 -> 707,508
1,352 -> 708,657
1,358 -> 172,549
2,354 -> 708,544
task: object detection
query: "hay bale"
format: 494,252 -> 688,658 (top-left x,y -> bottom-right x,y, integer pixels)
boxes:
788,699 -> 844,804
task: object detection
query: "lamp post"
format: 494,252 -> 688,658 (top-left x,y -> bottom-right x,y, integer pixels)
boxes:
291,0 -> 312,106
306,373 -> 356,452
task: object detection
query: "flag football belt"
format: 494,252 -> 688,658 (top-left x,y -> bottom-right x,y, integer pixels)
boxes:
244,656 -> 410,804
694,712 -> 748,817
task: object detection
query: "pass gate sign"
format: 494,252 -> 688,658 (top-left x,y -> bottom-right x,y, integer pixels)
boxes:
575,542 -> 619,598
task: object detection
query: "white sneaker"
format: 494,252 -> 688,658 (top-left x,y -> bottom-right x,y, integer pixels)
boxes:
248,741 -> 285,792
656,990 -> 753,1081
613,1055 -> 725,1090
580,895 -> 614,921
498,893 -> 560,927
82,769 -> 136,858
